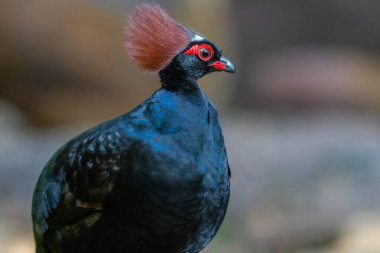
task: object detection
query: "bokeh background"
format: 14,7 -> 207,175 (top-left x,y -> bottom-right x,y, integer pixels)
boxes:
1,0 -> 380,252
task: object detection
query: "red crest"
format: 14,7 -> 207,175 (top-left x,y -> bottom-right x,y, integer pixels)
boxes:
125,3 -> 190,72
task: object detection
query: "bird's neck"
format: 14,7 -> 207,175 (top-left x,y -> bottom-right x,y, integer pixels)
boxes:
159,64 -> 200,92
150,85 -> 210,130
156,84 -> 209,113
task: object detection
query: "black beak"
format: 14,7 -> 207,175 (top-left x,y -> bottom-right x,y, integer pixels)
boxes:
210,55 -> 235,73
220,56 -> 235,73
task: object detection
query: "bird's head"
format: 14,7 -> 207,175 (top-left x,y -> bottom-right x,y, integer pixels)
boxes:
125,3 -> 234,89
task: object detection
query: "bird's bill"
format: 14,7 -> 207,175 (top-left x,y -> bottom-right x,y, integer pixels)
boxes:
210,56 -> 235,73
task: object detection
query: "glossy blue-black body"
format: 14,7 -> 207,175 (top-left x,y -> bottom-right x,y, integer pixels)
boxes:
32,85 -> 230,253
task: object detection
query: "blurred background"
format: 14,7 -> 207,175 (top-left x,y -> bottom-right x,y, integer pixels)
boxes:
1,0 -> 380,252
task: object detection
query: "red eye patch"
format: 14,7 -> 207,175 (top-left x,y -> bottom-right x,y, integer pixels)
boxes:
184,44 -> 214,62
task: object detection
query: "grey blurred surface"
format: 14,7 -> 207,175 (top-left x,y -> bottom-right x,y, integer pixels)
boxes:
2,103 -> 380,253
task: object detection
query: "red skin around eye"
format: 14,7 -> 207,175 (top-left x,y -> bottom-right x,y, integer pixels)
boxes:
184,45 -> 199,56
184,44 -> 214,62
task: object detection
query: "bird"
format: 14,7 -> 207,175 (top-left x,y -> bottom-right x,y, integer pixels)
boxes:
32,3 -> 234,253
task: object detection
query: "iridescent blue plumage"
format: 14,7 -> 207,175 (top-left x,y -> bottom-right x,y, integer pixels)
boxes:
32,3 -> 233,253
33,88 -> 230,253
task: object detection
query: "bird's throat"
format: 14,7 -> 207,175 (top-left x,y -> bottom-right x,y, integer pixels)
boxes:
159,62 -> 201,92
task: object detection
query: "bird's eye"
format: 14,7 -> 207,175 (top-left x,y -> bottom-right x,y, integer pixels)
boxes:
200,48 -> 210,58
197,45 -> 214,62
184,44 -> 214,62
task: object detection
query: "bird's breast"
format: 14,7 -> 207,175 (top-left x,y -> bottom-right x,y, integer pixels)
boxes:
106,94 -> 229,252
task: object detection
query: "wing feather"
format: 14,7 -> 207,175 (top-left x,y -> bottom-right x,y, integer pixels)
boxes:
32,121 -> 132,251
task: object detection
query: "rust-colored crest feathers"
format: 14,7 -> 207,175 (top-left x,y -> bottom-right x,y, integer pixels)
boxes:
125,3 -> 190,72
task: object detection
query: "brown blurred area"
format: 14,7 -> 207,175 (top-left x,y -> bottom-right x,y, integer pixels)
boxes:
0,0 -> 234,125
1,0 -> 380,253
0,0 -> 155,125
